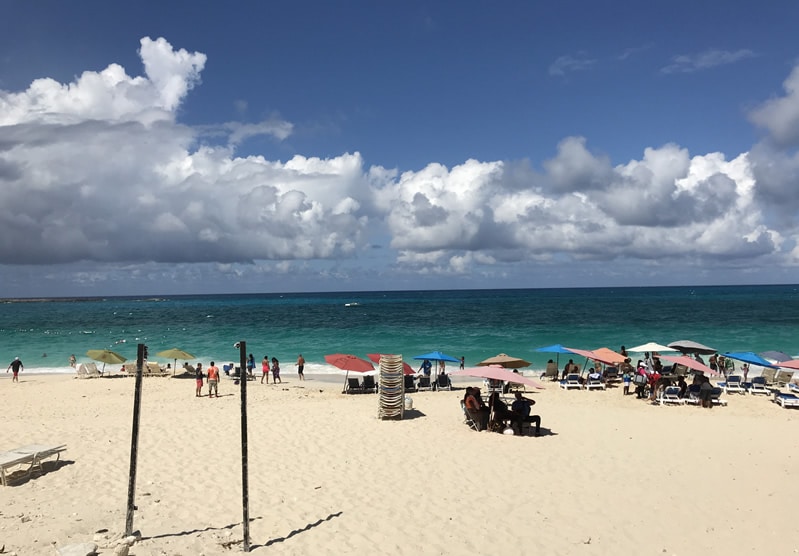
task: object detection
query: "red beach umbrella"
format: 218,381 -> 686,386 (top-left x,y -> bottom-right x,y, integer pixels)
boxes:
325,353 -> 375,393
660,355 -> 718,376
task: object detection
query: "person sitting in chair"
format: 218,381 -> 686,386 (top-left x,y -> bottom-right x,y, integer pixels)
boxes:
464,387 -> 489,431
488,392 -> 524,435
511,391 -> 542,436
437,369 -> 451,389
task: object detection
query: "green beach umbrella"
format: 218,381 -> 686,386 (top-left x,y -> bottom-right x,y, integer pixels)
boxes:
86,349 -> 127,374
156,348 -> 196,376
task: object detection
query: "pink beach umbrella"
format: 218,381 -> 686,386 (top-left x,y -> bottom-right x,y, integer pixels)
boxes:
660,355 -> 718,376
450,365 -> 545,389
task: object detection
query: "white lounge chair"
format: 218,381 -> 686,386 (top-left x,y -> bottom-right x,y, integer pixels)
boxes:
560,373 -> 582,390
585,373 -> 606,390
788,383 -> 799,394
747,376 -> 771,395
775,370 -> 795,386
720,375 -> 746,395
0,444 -> 66,486
773,392 -> 799,409
658,386 -> 685,406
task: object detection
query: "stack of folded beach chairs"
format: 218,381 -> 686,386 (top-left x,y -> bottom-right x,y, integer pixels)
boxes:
378,354 -> 404,420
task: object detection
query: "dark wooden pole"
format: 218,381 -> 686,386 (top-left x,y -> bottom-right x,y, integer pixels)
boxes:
238,341 -> 250,551
125,343 -> 145,537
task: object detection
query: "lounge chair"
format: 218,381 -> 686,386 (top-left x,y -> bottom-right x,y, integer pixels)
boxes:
773,392 -> 799,408
484,379 -> 504,396
362,375 -> 377,394
436,374 -> 452,391
760,367 -> 777,386
747,376 -> 771,395
683,384 -> 702,405
541,362 -> 559,381
403,375 -> 417,392
145,362 -> 167,376
710,387 -> 728,406
788,383 -> 799,394
345,377 -> 362,394
720,375 -> 746,395
460,401 -> 480,432
417,376 -> 433,391
559,373 -> 582,390
776,370 -> 795,386
585,374 -> 606,390
0,444 -> 66,486
658,385 -> 685,406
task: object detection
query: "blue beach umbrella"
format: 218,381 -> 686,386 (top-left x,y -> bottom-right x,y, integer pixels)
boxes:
412,351 -> 460,363
534,344 -> 572,366
723,351 -> 776,368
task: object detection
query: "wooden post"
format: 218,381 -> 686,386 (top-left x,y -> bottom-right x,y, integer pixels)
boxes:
125,343 -> 145,537
238,341 -> 250,552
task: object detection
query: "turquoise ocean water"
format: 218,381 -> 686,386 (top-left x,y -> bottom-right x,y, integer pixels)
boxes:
2,285 -> 798,375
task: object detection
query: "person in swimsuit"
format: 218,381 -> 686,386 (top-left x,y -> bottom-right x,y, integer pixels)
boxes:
6,357 -> 23,382
261,355 -> 270,384
296,354 -> 305,381
207,361 -> 220,398
195,364 -> 204,397
271,357 -> 281,384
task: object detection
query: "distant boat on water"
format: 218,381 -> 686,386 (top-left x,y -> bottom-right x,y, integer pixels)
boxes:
344,302 -> 360,307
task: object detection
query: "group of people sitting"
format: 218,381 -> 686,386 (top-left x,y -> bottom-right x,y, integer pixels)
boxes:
463,387 -> 541,436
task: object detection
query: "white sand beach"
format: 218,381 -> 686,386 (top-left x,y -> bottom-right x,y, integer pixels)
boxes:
1,371 -> 798,555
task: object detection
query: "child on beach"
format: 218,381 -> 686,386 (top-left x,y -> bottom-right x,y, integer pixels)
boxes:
247,353 -> 255,377
195,364 -> 204,397
622,368 -> 632,395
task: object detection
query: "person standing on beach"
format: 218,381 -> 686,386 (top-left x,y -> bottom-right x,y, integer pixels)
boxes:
207,361 -> 219,398
271,357 -> 281,384
6,357 -> 23,382
261,355 -> 270,384
69,354 -> 77,368
460,356 -> 465,370
296,354 -> 305,381
247,354 -> 255,377
195,364 -> 204,397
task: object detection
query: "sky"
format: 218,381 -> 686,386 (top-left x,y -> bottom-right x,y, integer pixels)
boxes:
2,0 -> 799,296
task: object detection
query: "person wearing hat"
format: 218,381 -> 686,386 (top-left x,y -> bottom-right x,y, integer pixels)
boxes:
6,357 -> 23,383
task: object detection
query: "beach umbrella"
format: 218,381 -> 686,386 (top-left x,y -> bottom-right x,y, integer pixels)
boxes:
564,347 -> 626,367
759,350 -> 792,362
476,353 -> 531,369
412,351 -> 460,363
667,340 -> 717,355
535,343 -> 572,366
366,353 -> 415,375
325,353 -> 375,392
660,354 -> 718,376
626,342 -> 676,353
774,359 -> 799,370
451,365 -> 545,389
86,349 -> 127,374
723,352 -> 776,368
412,350 -> 460,380
156,348 -> 196,376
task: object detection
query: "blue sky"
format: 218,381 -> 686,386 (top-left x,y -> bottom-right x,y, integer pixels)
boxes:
2,1 -> 799,296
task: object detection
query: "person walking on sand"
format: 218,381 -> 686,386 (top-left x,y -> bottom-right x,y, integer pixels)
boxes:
261,355 -> 270,384
7,357 -> 23,382
296,354 -> 305,381
207,361 -> 220,398
271,357 -> 281,384
195,364 -> 204,397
